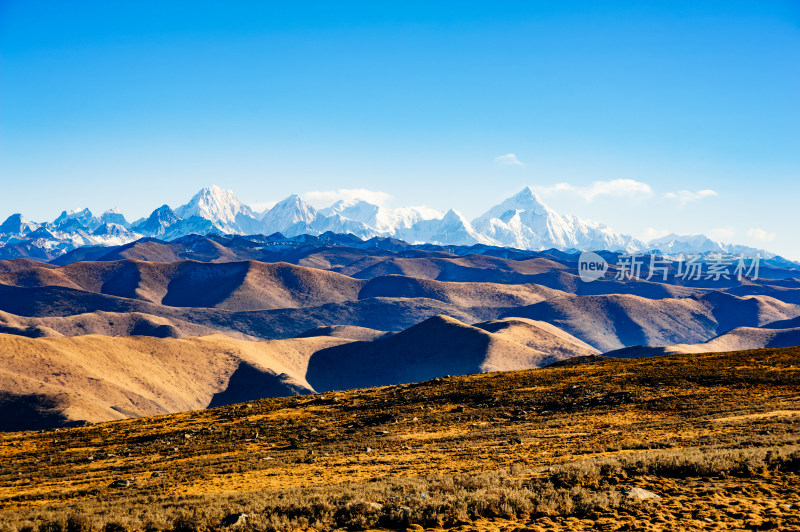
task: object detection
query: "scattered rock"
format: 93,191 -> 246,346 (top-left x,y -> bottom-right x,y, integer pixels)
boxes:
510,437 -> 523,445
451,406 -> 465,413
108,479 -> 130,489
364,446 -> 373,453
151,472 -> 161,478
220,513 -> 248,527
623,487 -> 661,500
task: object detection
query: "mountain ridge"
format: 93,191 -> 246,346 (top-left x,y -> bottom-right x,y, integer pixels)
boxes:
1,185 -> 778,261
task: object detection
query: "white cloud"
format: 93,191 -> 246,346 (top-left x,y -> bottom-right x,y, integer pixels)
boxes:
641,227 -> 671,241
664,189 -> 718,207
494,153 -> 523,166
250,200 -> 277,214
539,179 -> 653,202
302,188 -> 392,208
746,227 -> 776,242
709,227 -> 736,240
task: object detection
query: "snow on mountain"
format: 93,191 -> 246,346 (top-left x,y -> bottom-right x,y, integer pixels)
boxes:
647,233 -> 772,258
400,209 -> 498,247
472,186 -> 644,252
53,208 -> 101,231
132,205 -> 181,237
175,185 -> 261,234
92,222 -> 129,237
160,216 -> 217,241
261,195 -> 318,236
100,208 -> 130,229
308,212 -> 377,239
322,199 -> 442,235
0,214 -> 39,236
0,184 -> 780,259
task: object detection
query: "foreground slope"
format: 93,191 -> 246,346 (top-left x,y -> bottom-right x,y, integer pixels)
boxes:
0,315 -> 598,429
1,347 -> 798,531
0,333 -> 350,430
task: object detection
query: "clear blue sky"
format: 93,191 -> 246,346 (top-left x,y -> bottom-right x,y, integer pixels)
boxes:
1,1 -> 799,257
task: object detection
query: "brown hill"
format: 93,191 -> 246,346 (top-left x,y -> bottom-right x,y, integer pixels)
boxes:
294,325 -> 392,341
0,259 -> 562,311
0,260 -> 365,310
1,259 -> 798,351
0,309 -> 229,339
507,292 -> 800,352
0,258 -> 58,273
358,275 -> 559,307
0,314 -> 596,429
694,326 -> 800,352
607,325 -> 800,358
0,333 -> 350,430
473,317 -> 600,359
306,315 -> 582,392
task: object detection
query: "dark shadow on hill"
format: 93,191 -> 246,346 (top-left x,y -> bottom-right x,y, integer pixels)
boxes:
162,262 -> 250,308
100,261 -> 144,299
130,320 -> 181,338
306,315 -> 491,392
207,362 -> 311,408
0,392 -> 78,432
0,324 -> 52,338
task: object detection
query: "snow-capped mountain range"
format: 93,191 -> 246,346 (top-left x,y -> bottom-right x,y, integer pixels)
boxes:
0,185 -> 774,260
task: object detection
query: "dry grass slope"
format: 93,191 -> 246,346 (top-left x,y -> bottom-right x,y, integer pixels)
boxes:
0,333 -> 351,429
0,346 -> 798,531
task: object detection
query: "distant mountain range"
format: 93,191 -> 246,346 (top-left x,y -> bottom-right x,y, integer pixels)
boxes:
0,185 -> 777,261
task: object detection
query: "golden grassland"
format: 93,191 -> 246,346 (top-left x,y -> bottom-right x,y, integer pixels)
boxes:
1,347 -> 799,531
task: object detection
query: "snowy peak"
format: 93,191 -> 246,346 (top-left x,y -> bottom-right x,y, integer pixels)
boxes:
263,194 -> 316,221
648,233 -> 724,253
473,186 -> 643,252
175,185 -> 257,234
92,222 -> 128,237
54,208 -> 97,230
476,186 -> 554,222
100,209 -> 130,228
133,205 -> 180,236
261,194 -> 318,235
647,233 -> 769,257
508,186 -> 549,211
320,199 -> 442,236
1,214 -> 39,236
0,184 -> 779,260
401,208 -> 496,247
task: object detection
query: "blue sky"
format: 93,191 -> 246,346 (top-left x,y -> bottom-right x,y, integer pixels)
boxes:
1,1 -> 799,257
